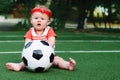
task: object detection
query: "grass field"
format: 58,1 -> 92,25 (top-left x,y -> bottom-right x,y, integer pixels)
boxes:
0,31 -> 120,80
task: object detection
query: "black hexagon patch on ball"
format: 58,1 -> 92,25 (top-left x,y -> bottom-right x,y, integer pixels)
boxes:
32,50 -> 43,60
25,42 -> 32,49
22,57 -> 28,66
40,40 -> 49,46
50,53 -> 54,63
35,67 -> 45,72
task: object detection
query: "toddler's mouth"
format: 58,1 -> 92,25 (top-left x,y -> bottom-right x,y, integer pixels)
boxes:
37,23 -> 41,26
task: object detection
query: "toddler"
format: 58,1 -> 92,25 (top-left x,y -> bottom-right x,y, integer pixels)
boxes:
6,6 -> 76,71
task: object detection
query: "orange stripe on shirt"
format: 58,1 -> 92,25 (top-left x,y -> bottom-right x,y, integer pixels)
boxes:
32,36 -> 47,42
24,27 -> 57,42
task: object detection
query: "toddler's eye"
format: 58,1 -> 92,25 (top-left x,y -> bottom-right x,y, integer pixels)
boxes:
41,18 -> 45,20
35,17 -> 38,19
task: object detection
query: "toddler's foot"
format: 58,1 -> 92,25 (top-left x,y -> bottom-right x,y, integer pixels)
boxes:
69,58 -> 76,71
6,63 -> 23,72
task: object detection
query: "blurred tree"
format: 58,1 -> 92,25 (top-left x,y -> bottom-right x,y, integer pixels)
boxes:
102,0 -> 120,28
0,0 -> 14,18
71,0 -> 120,30
49,0 -> 72,30
71,0 -> 101,29
0,0 -> 120,30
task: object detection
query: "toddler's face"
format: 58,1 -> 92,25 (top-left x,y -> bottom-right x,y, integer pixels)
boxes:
30,12 -> 50,31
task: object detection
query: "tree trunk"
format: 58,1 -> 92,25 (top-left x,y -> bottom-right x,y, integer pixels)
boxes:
76,8 -> 87,30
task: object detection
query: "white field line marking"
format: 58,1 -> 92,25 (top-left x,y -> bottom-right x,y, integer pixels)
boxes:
0,35 -> 23,37
0,40 -> 24,43
56,40 -> 120,42
0,50 -> 120,54
1,40 -> 120,43
0,34 -> 120,38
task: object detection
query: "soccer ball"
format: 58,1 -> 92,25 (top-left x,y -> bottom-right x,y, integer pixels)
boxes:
22,40 -> 55,72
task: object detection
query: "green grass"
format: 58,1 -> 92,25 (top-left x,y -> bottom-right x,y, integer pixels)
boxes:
0,31 -> 120,80
1,53 -> 120,80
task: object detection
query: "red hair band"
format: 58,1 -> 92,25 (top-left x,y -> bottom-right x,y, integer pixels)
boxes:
30,7 -> 52,18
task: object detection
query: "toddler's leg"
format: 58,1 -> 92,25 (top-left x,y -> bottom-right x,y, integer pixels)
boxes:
53,56 -> 76,71
6,62 -> 26,72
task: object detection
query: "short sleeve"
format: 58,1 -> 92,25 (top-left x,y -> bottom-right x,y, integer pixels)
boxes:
24,29 -> 32,40
47,28 -> 57,38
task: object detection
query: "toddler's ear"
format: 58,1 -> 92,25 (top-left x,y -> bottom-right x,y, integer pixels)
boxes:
47,20 -> 50,25
30,18 -> 32,24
